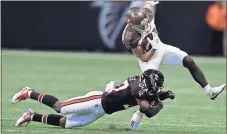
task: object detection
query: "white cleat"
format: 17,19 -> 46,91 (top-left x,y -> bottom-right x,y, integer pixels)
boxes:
12,87 -> 34,104
129,110 -> 144,131
208,84 -> 226,100
14,108 -> 34,127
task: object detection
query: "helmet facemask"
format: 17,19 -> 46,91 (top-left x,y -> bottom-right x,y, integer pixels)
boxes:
141,71 -> 164,94
130,18 -> 151,33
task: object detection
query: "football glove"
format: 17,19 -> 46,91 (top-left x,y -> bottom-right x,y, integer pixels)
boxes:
145,1 -> 159,6
146,32 -> 161,50
166,90 -> 175,100
129,110 -> 144,131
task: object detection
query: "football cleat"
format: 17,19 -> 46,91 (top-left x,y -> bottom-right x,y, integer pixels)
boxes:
14,108 -> 34,127
129,110 -> 144,130
12,87 -> 34,104
208,84 -> 226,100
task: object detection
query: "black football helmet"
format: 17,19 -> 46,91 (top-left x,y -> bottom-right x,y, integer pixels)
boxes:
125,7 -> 153,33
141,69 -> 164,93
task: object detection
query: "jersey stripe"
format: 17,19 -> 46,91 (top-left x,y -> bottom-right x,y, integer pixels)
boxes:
61,95 -> 102,107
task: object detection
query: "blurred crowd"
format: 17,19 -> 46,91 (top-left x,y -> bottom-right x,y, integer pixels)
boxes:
206,1 -> 226,56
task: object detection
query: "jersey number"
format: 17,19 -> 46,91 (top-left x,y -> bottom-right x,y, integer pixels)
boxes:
109,80 -> 129,92
109,81 -> 131,109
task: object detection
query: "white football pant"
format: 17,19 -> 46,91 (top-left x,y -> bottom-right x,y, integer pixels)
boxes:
60,91 -> 106,128
138,42 -> 188,72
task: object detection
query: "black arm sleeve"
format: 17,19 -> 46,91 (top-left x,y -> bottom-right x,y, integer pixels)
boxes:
158,91 -> 169,101
142,102 -> 164,118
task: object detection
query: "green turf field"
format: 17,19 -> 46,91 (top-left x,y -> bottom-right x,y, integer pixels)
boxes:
2,50 -> 226,133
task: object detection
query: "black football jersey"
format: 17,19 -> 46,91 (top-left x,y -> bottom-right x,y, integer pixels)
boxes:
101,76 -> 157,114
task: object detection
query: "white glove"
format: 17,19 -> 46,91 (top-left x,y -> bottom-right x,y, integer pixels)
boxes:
129,110 -> 144,130
146,1 -> 159,6
105,81 -> 115,92
146,32 -> 161,50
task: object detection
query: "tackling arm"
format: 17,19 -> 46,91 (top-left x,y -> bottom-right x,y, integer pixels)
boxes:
136,98 -> 163,118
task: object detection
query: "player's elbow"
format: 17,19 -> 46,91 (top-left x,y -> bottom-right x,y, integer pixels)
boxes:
138,50 -> 156,62
143,102 -> 164,118
134,53 -> 149,62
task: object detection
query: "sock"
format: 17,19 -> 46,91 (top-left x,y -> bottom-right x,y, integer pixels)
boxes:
29,92 -> 59,108
183,56 -> 208,88
204,85 -> 211,93
31,114 -> 63,126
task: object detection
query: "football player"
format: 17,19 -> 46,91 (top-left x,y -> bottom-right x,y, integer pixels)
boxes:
12,69 -> 175,129
122,1 -> 226,130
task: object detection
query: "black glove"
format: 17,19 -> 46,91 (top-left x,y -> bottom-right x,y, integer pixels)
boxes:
166,90 -> 175,100
158,90 -> 175,101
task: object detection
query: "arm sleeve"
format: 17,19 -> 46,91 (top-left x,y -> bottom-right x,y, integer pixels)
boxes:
158,91 -> 169,101
142,102 -> 164,118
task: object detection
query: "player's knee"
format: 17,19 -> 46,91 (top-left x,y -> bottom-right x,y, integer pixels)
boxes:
183,56 -> 196,69
59,117 -> 67,128
53,101 -> 62,113
63,118 -> 90,129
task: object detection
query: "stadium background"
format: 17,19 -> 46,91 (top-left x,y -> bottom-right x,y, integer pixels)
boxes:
1,1 -> 226,133
2,1 -> 226,55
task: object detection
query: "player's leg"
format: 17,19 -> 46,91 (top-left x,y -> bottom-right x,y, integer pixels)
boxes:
64,112 -> 105,128
14,91 -> 105,128
12,87 -> 62,113
14,108 -> 105,128
60,91 -> 104,115
161,45 -> 225,99
14,108 -> 66,128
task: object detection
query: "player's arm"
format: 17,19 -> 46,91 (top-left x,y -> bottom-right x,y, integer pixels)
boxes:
122,28 -> 156,62
144,1 -> 159,9
136,98 -> 163,118
132,46 -> 156,62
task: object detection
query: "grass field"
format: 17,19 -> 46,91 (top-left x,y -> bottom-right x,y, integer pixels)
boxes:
2,50 -> 226,133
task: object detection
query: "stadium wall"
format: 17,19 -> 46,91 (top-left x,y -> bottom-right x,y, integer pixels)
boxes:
1,1 -> 223,55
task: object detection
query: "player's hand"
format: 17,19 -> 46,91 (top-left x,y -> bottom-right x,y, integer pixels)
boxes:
166,90 -> 175,100
145,1 -> 159,6
105,81 -> 115,92
146,32 -> 161,50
